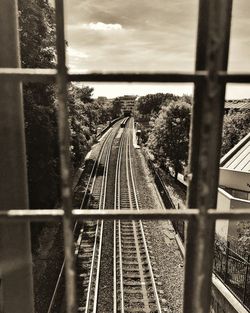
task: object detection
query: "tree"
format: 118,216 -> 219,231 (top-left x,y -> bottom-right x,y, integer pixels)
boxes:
75,85 -> 94,103
137,93 -> 179,115
95,98 -> 113,124
19,0 -> 59,209
147,101 -> 191,179
221,110 -> 250,156
111,97 -> 123,118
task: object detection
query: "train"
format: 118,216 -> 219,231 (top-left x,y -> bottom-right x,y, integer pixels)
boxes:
120,118 -> 129,128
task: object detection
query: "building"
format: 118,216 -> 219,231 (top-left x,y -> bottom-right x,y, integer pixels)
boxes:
216,132 -> 250,240
96,96 -> 113,106
119,95 -> 137,116
224,99 -> 250,113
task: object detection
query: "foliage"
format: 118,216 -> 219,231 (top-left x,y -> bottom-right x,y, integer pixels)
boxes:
235,221 -> 250,255
19,0 -> 56,69
68,85 -> 109,168
19,1 -> 107,209
111,97 -> 123,118
19,0 -> 59,209
221,110 -> 250,156
95,97 -> 113,123
137,93 -> 179,115
147,101 -> 191,178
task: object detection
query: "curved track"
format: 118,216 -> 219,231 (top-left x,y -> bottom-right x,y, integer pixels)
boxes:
114,119 -> 162,313
48,117 -> 162,313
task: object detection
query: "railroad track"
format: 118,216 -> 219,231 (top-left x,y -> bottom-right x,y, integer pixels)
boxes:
47,118 -> 126,313
48,117 -> 163,313
75,118 -> 128,312
114,118 -> 162,313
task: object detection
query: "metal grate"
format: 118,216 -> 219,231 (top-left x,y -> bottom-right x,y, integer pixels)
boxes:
0,0 -> 250,313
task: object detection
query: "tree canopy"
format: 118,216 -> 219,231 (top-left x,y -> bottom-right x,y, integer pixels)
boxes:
221,110 -> 250,156
147,101 -> 191,178
19,0 -> 59,208
18,0 -> 110,208
111,97 -> 123,118
137,93 -> 179,115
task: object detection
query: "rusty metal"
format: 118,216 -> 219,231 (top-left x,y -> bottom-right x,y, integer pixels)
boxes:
1,209 -> 250,222
183,1 -> 233,313
0,68 -> 57,82
0,1 -> 34,313
55,0 -> 76,312
67,72 -> 207,83
1,68 -> 250,83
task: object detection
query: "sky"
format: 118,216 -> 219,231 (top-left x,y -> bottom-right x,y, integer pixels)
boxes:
64,0 -> 250,99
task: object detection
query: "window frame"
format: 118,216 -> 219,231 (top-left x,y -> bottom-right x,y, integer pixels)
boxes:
0,0 -> 250,313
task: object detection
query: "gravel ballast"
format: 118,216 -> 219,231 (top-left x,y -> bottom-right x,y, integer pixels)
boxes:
133,145 -> 184,313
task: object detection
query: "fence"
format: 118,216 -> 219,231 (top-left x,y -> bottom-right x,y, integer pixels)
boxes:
145,154 -> 186,242
214,240 -> 250,309
146,155 -> 250,310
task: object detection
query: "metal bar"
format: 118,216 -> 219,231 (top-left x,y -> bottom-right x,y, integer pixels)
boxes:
0,1 -> 34,312
68,72 -> 207,82
0,68 -> 56,82
2,209 -> 250,222
183,1 -> 233,313
243,255 -> 250,303
1,68 -> 250,84
219,72 -> 250,83
55,1 -> 76,313
0,209 -> 198,221
224,242 -> 230,283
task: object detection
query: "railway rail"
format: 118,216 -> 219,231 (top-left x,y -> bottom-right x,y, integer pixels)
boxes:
114,119 -> 162,313
75,118 -> 127,312
48,117 -> 163,313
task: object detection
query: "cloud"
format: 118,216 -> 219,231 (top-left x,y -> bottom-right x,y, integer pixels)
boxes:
68,22 -> 123,31
66,47 -> 88,59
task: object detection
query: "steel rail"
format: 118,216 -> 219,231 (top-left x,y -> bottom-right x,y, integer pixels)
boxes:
113,120 -> 124,313
47,120 -> 123,313
128,119 -> 162,313
47,119 -> 125,313
91,127 -> 114,313
114,122 -> 128,313
114,118 -> 162,313
84,120 -> 123,313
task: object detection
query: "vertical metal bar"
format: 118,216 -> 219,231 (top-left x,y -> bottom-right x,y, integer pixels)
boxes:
243,255 -> 250,303
55,1 -> 76,312
183,1 -> 232,313
224,242 -> 230,283
0,1 -> 34,312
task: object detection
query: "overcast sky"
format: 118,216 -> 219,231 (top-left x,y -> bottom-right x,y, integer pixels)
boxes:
64,0 -> 250,99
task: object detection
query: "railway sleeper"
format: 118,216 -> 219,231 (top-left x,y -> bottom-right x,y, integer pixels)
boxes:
123,281 -> 148,287
122,246 -> 138,251
77,252 -> 93,258
77,257 -> 92,263
122,260 -> 141,266
123,267 -> 140,272
123,274 -> 141,280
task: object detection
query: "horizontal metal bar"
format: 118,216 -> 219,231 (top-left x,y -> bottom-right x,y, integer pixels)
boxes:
67,72 -> 207,83
207,209 -> 250,220
219,72 -> 250,83
0,68 -> 57,82
1,68 -> 250,84
1,209 -> 250,221
0,209 -> 197,221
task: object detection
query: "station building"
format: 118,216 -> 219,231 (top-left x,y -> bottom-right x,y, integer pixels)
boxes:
119,95 -> 137,116
216,132 -> 250,241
